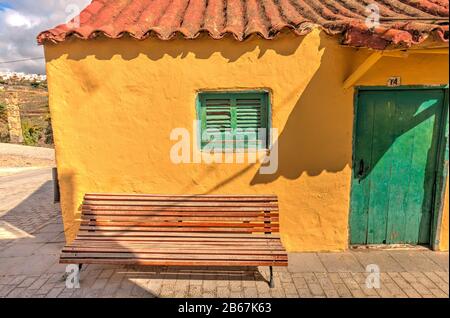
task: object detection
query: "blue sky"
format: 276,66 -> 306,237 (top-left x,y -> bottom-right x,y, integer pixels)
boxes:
0,1 -> 11,10
0,3 -> 13,10
0,0 -> 90,74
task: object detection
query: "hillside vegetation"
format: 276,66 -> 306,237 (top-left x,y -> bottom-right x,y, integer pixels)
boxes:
0,78 -> 53,147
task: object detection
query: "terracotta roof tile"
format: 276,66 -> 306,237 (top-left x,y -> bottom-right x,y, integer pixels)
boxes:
37,0 -> 449,49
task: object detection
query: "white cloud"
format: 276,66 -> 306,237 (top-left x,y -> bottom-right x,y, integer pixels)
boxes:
0,0 -> 90,74
4,8 -> 41,28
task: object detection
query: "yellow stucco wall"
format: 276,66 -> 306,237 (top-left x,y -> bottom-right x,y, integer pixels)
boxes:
44,29 -> 449,252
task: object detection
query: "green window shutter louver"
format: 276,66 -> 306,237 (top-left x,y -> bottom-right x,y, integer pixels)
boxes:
199,92 -> 269,150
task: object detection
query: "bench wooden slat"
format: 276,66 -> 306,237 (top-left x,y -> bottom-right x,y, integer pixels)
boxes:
69,236 -> 284,242
78,228 -> 278,234
78,231 -> 279,237
60,259 -> 288,267
65,244 -> 285,251
74,231 -> 281,238
80,223 -> 279,229
66,241 -> 285,248
80,221 -> 278,228
72,239 -> 284,246
62,250 -> 287,257
61,252 -> 288,260
73,237 -> 281,244
81,216 -> 279,222
84,200 -> 278,207
83,210 -> 278,215
85,197 -> 278,202
85,193 -> 277,200
72,235 -> 283,241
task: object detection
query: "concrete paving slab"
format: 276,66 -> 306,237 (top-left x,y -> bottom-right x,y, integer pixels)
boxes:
423,252 -> 449,271
0,242 -> 45,257
21,232 -> 62,243
351,250 -> 404,272
3,255 -> 58,275
389,251 -> 444,272
38,224 -> 64,233
288,253 -> 327,272
318,252 -> 365,272
0,256 -> 18,273
8,237 -> 45,245
46,262 -> 70,275
35,242 -> 64,255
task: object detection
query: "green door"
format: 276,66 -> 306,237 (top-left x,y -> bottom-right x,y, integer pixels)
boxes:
350,88 -> 446,245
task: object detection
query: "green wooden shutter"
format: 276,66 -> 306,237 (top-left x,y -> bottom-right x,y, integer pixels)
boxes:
235,94 -> 268,149
199,92 -> 269,150
200,95 -> 233,149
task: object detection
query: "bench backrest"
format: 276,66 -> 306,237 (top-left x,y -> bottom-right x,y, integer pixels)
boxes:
80,193 -> 279,235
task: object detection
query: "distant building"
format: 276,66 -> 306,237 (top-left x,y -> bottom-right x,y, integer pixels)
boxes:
0,71 -> 46,82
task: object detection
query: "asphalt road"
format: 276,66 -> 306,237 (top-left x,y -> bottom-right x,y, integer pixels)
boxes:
0,143 -> 54,160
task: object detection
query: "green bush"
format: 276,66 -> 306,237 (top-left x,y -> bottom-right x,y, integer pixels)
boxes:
30,81 -> 40,88
21,120 -> 42,146
30,81 -> 47,89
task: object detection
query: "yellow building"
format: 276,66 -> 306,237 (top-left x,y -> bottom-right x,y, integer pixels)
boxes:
38,0 -> 449,252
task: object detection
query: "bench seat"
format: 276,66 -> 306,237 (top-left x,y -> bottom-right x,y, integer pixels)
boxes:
61,233 -> 287,266
60,193 -> 288,286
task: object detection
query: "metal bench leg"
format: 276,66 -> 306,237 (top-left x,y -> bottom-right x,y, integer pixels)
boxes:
269,266 -> 274,288
62,264 -> 83,281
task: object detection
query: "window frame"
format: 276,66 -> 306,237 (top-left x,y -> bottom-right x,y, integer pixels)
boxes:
195,90 -> 271,152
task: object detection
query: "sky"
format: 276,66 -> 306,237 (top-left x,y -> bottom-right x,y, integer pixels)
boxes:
0,0 -> 90,74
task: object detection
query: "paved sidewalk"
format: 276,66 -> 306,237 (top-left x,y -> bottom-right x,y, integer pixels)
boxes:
0,168 -> 58,245
0,145 -> 56,237
0,168 -> 448,298
0,217 -> 448,298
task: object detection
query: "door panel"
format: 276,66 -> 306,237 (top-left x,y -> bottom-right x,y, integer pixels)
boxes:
366,94 -> 395,243
350,89 -> 445,245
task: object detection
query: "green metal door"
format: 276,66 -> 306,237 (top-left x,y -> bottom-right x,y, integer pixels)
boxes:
350,88 -> 446,245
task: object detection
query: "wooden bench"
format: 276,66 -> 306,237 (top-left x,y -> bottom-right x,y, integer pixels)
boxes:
60,193 -> 288,287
